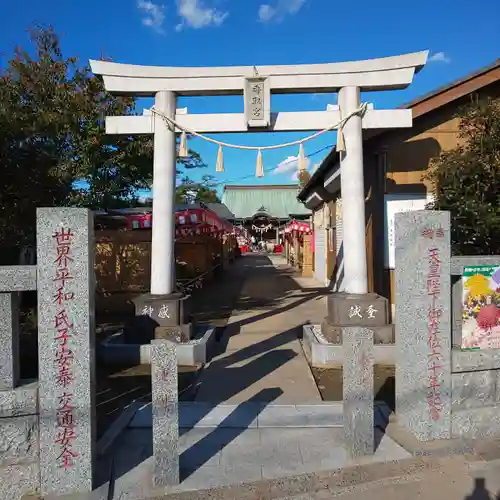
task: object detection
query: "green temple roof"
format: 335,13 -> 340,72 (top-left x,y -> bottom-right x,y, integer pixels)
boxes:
221,184 -> 310,220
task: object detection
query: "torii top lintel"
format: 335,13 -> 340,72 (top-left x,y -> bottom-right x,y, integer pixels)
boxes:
89,51 -> 428,97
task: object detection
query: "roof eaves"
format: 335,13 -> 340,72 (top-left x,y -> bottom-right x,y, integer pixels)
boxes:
398,58 -> 500,111
363,58 -> 500,148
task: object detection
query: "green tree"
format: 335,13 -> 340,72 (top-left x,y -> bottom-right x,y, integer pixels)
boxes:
425,97 -> 500,255
298,170 -> 311,188
175,175 -> 220,204
0,26 -> 207,246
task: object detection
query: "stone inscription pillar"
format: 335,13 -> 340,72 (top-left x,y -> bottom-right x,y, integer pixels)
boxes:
343,326 -> 374,458
37,208 -> 96,495
395,210 -> 451,441
151,340 -> 179,487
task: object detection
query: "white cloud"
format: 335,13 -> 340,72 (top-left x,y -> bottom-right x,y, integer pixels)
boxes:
258,0 -> 307,23
258,5 -> 276,22
272,155 -> 311,176
176,0 -> 229,30
428,52 -> 451,64
137,0 -> 166,34
272,155 -> 324,181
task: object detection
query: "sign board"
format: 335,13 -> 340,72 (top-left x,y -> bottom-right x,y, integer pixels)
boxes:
461,265 -> 500,349
384,194 -> 430,268
244,77 -> 271,128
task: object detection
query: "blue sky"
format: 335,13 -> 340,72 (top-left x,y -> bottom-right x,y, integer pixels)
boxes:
1,0 -> 499,197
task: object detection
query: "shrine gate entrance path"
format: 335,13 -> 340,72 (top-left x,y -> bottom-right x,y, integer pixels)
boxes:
193,253 -> 325,404
93,254 -> 411,497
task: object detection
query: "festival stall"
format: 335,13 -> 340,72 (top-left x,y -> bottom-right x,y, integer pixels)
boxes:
96,206 -> 234,239
94,206 -> 237,312
232,226 -> 250,254
283,219 -> 312,270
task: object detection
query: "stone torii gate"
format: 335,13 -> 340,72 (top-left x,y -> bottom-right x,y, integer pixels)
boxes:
90,52 -> 428,331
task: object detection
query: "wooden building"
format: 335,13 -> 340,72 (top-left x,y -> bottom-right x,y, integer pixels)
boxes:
298,59 -> 500,313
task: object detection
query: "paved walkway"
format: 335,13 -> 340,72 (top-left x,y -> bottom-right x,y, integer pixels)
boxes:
193,253 -> 327,404
85,254 -> 422,499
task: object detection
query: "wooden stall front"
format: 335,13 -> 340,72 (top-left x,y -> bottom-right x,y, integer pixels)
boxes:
94,206 -> 236,313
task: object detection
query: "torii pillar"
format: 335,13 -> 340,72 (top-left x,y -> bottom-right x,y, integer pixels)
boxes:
131,90 -> 193,341
339,86 -> 368,294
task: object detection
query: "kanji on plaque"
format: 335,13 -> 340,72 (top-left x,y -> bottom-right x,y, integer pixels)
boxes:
250,82 -> 264,120
348,305 -> 362,319
245,77 -> 269,126
52,228 -> 78,469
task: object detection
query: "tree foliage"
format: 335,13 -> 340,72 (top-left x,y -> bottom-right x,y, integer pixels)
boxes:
298,170 -> 311,188
175,175 -> 220,204
0,26 -> 206,247
425,97 -> 500,255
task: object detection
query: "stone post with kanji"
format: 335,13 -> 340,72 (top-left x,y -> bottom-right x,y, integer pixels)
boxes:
321,292 -> 393,456
395,211 -> 451,441
36,208 -> 96,496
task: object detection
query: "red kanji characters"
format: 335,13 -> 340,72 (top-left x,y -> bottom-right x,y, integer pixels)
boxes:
57,392 -> 74,427
54,286 -> 75,306
435,227 -> 445,238
53,268 -> 74,288
55,347 -> 74,387
58,447 -> 79,469
55,426 -> 78,448
54,310 -> 73,330
55,243 -> 73,268
52,227 -> 79,468
427,277 -> 441,296
421,228 -> 435,239
53,228 -> 74,246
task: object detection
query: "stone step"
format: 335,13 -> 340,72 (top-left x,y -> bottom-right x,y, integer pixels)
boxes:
128,402 -> 392,429
151,455 -> 475,500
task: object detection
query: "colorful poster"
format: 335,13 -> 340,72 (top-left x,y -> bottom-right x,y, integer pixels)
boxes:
461,265 -> 500,349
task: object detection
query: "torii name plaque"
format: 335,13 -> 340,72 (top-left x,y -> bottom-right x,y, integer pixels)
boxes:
244,77 -> 271,128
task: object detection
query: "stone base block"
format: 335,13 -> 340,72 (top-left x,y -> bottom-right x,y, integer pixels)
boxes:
321,320 -> 394,345
99,326 -> 217,367
327,293 -> 389,327
155,323 -> 193,343
125,293 -> 192,344
302,325 -> 396,367
133,292 -> 188,326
